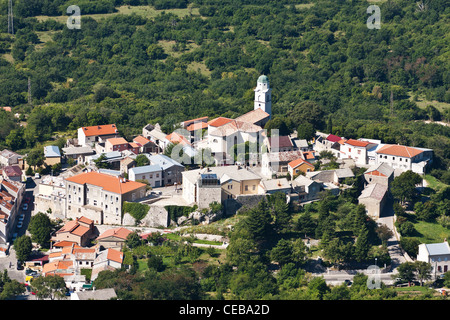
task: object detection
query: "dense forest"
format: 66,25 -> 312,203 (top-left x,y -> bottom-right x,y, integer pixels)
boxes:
0,0 -> 449,176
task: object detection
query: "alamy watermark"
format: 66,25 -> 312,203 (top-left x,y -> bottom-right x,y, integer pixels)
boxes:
367,5 -> 381,29
67,5 -> 81,30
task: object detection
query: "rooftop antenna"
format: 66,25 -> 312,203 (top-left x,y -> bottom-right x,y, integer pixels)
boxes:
7,0 -> 14,35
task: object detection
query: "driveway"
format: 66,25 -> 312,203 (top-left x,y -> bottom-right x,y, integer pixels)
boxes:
377,198 -> 408,268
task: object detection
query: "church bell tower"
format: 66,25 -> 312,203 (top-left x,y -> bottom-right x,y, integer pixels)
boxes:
254,75 -> 272,118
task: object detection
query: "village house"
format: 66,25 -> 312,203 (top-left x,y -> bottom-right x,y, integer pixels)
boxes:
65,171 -> 147,225
51,216 -> 96,247
291,175 -> 322,203
261,150 -> 305,178
358,183 -> 388,220
133,135 -> 159,154
96,227 -> 132,250
264,135 -> 295,153
306,168 -> 355,185
375,144 -> 433,175
120,157 -> 136,175
363,162 -> 395,187
341,139 -> 378,166
287,157 -> 315,179
0,178 -> 25,246
148,154 -> 184,187
77,124 -> 119,147
1,165 -> 23,182
34,175 -> 66,220
142,123 -> 169,152
128,164 -> 163,188
0,149 -> 22,167
91,247 -> 124,281
44,145 -> 62,167
62,146 -> 95,165
417,240 -> 450,275
261,178 -> 292,195
182,166 -> 262,207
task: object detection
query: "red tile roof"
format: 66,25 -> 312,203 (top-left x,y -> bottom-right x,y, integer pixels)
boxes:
97,227 -> 132,241
288,158 -> 314,169
376,144 -> 424,158
166,132 -> 191,145
186,121 -> 209,131
106,248 -> 124,264
207,117 -> 233,127
326,134 -> 342,142
107,137 -> 128,146
66,171 -> 146,194
345,139 -> 370,147
133,135 -> 151,146
81,124 -> 118,137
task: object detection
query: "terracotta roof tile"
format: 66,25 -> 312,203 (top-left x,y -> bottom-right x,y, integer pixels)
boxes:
376,144 -> 424,158
66,171 -> 146,194
207,117 -> 233,127
107,137 -> 128,145
81,124 -> 118,137
288,158 -> 314,169
97,227 -> 132,241
345,139 -> 370,147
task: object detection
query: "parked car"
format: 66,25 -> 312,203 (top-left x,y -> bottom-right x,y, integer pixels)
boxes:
19,214 -> 24,221
22,203 -> 28,211
34,173 -> 40,179
11,233 -> 17,242
17,260 -> 24,270
17,221 -> 23,228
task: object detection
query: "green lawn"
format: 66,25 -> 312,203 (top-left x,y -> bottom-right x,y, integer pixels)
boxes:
413,221 -> 450,244
423,174 -> 448,193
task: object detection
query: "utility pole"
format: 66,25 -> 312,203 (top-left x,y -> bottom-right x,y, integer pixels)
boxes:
7,0 -> 14,35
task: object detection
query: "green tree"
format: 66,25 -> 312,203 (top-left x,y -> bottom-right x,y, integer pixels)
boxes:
270,239 -> 294,267
396,262 -> 416,287
30,275 -> 67,300
0,280 -> 26,300
296,122 -> 316,141
354,225 -> 371,263
135,154 -> 150,167
126,232 -> 143,249
13,235 -> 32,262
414,261 -> 432,286
28,212 -> 53,248
296,212 -> 317,236
147,255 -> 165,272
306,276 -> 330,300
391,171 -> 422,205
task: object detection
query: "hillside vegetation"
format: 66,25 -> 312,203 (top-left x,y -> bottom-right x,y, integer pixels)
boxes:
0,0 -> 448,173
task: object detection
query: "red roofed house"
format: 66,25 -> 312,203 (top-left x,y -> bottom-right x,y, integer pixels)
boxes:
181,116 -> 208,129
342,139 -> 378,165
375,144 -> 433,175
65,171 -> 147,225
91,247 -> 124,281
133,136 -> 158,153
288,158 -> 315,179
77,124 -> 119,147
2,165 -> 23,182
51,216 -> 96,247
96,227 -> 132,250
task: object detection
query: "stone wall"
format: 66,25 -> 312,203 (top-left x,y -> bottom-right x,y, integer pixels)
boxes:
122,205 -> 169,228
223,194 -> 267,216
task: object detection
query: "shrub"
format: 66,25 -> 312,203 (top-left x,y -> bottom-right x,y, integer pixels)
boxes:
123,202 -> 149,223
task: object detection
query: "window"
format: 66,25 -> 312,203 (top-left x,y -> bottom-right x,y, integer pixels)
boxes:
245,185 -> 248,191
150,174 -> 153,179
142,175 -> 146,179
357,150 -> 361,154
252,185 -> 256,191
